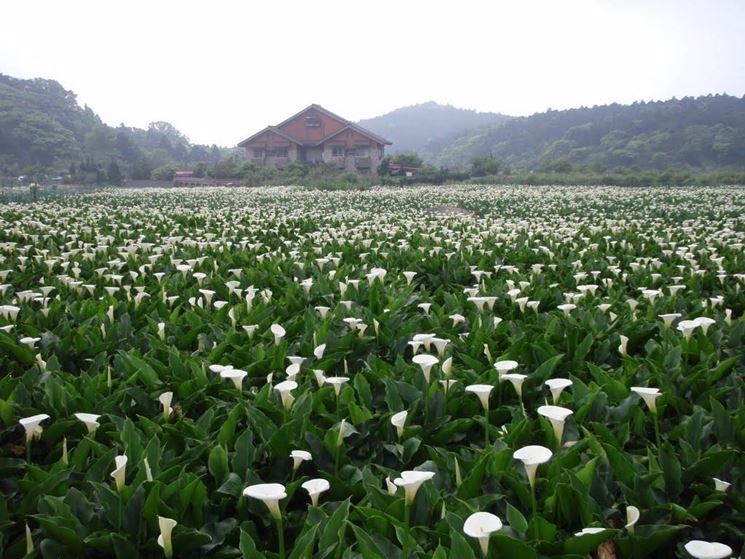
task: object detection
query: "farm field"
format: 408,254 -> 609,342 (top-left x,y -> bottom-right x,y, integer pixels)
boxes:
0,185 -> 743,559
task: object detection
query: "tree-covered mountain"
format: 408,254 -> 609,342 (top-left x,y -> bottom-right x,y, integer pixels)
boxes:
357,101 -> 511,154
0,74 -> 232,181
3,71 -> 744,182
426,95 -> 745,171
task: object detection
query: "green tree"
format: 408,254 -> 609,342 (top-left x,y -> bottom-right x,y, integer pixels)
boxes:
152,164 -> 176,181
193,162 -> 208,178
470,155 -> 503,176
107,161 -> 123,186
390,152 -> 424,167
538,157 -> 574,173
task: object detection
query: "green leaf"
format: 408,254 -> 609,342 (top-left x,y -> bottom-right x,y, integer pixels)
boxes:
122,351 -> 161,388
354,373 -> 373,408
563,529 -> 616,555
448,526 -> 476,559
239,528 -> 267,559
616,524 -> 686,558
208,444 -> 229,485
527,515 -> 557,542
319,498 -> 351,554
31,514 -> 83,553
288,525 -> 319,559
457,450 -> 490,500
603,443 -> 635,487
506,502 -> 528,534
216,472 -> 244,498
349,522 -> 386,559
532,354 -> 565,382
233,429 -> 256,480
491,534 -> 538,559
217,404 -> 243,447
384,378 -> 404,412
120,418 -> 144,466
658,442 -> 683,499
710,397 -> 734,444
0,398 -> 14,425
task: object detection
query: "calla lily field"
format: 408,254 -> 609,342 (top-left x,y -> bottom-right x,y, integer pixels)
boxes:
0,184 -> 743,558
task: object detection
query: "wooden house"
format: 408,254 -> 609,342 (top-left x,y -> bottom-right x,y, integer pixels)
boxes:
238,105 -> 391,174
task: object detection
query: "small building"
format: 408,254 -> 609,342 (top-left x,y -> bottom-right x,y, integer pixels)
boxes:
388,163 -> 420,177
238,104 -> 391,174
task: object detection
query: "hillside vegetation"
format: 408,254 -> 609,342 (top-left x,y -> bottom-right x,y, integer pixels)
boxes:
0,74 -> 232,181
1,72 -> 744,183
358,101 -> 511,154
426,95 -> 745,171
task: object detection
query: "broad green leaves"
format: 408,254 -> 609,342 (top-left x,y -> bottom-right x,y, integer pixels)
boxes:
1,186 -> 743,558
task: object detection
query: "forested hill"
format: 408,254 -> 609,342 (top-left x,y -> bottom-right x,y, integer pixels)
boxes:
426,95 -> 745,171
2,71 -> 744,180
0,74 -> 231,180
358,102 -> 511,154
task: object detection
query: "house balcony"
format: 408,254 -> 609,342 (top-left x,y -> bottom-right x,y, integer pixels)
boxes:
354,157 -> 372,169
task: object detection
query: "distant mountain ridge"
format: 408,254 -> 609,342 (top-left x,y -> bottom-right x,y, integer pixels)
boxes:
0,73 -> 231,179
357,101 -> 511,154
422,95 -> 745,171
2,71 -> 744,178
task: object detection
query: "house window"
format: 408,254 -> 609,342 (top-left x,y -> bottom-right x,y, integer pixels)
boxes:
355,144 -> 370,156
253,148 -> 264,158
331,145 -> 345,157
305,116 -> 321,127
276,147 -> 288,158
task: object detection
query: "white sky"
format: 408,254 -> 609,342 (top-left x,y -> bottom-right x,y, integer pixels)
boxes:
2,0 -> 744,146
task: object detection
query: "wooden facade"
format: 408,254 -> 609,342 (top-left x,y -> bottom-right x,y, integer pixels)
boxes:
238,105 -> 391,173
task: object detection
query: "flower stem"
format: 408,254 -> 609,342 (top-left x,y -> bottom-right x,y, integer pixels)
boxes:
275,517 -> 285,559
402,503 -> 411,559
652,411 -> 661,449
335,445 -> 341,478
530,483 -> 537,517
424,384 -> 430,422
483,409 -> 489,449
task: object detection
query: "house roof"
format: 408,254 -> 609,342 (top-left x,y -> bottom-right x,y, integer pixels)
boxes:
237,126 -> 303,147
238,104 -> 391,147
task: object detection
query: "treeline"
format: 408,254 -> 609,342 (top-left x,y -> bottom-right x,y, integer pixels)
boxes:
176,152 -> 745,189
0,74 -> 235,181
427,94 -> 745,171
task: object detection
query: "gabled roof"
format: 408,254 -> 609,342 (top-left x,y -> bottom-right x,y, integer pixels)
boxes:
319,125 -> 383,146
237,126 -> 302,147
238,104 -> 392,147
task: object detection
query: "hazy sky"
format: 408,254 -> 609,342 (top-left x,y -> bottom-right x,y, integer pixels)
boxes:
2,0 -> 744,146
